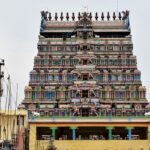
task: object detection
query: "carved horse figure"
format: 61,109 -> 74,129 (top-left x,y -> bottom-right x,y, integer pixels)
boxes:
122,10 -> 130,29
122,10 -> 129,20
40,11 -> 48,31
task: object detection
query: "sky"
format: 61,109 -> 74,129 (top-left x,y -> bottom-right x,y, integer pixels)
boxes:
0,0 -> 150,108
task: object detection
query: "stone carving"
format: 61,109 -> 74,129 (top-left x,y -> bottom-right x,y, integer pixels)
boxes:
122,10 -> 129,20
40,11 -> 48,31
122,10 -> 130,29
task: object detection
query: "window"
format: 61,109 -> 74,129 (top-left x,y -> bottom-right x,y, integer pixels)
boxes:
102,91 -> 105,99
40,75 -> 45,82
71,90 -> 77,98
32,91 -> 36,99
59,74 -> 62,81
44,59 -> 49,65
74,59 -> 79,65
83,45 -> 87,50
101,59 -> 105,65
66,59 -> 70,65
83,74 -> 88,80
41,59 -> 44,65
126,59 -> 130,65
73,74 -> 78,81
36,92 -> 40,98
54,75 -> 59,81
45,91 -> 55,99
113,46 -> 119,51
134,74 -> 140,81
123,74 -> 126,81
70,46 -> 78,51
82,90 -> 88,98
131,59 -> 136,65
108,74 -> 112,81
100,46 -> 105,51
17,116 -> 24,125
98,74 -> 103,81
135,91 -> 139,99
70,59 -> 73,65
118,75 -> 122,81
48,75 -> 54,81
131,91 -> 135,98
107,46 -> 113,51
61,59 -> 65,65
67,74 -> 73,81
83,59 -> 88,65
53,60 -> 61,65
92,59 -> 97,65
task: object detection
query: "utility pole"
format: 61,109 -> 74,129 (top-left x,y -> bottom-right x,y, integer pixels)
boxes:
0,59 -> 4,110
0,59 -> 4,141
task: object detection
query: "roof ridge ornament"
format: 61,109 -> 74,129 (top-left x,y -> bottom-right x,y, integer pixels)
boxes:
95,12 -> 98,21
40,11 -> 130,23
66,12 -> 69,21
48,13 -> 52,21
55,12 -> 58,21
72,13 -> 75,21
122,10 -> 130,30
101,12 -> 104,21
122,10 -> 129,21
40,11 -> 48,31
107,12 -> 110,21
113,12 -> 116,20
60,12 -> 63,21
118,12 -> 122,20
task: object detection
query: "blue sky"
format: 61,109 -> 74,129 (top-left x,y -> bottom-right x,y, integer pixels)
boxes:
0,0 -> 150,108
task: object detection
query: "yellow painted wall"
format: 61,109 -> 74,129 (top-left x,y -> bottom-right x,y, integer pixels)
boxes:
34,140 -> 150,150
0,109 -> 27,140
29,120 -> 150,150
29,124 -> 36,149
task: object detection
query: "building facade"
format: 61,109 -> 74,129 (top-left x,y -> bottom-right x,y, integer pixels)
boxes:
23,11 -> 148,117
22,11 -> 150,150
0,108 -> 27,149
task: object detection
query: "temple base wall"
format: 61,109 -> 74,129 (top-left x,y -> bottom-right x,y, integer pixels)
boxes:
33,140 -> 150,150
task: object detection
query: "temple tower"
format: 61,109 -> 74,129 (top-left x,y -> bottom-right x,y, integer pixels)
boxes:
22,11 -> 148,117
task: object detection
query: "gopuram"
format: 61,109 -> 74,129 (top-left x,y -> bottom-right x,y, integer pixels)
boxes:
22,11 -> 150,150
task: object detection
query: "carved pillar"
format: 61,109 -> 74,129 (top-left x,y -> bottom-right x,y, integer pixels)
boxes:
70,127 -> 77,140
51,127 -> 58,140
126,127 -> 134,140
106,126 -> 114,140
